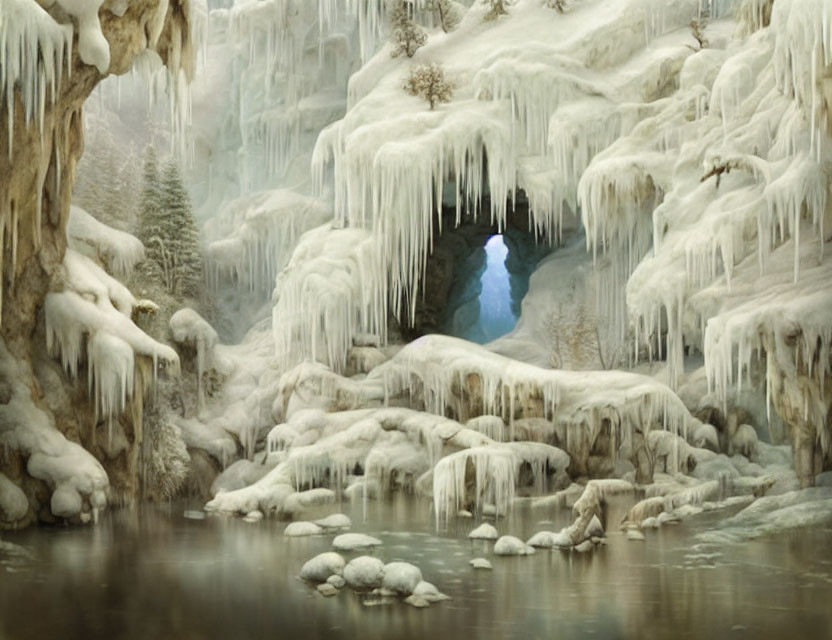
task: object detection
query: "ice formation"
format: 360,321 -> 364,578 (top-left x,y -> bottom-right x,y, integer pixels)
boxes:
67,205 -> 145,277
45,250 -> 179,434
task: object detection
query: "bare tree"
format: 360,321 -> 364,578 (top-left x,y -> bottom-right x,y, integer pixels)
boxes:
427,0 -> 460,32
687,9 -> 710,51
483,0 -> 513,21
403,63 -> 453,109
390,0 -> 427,58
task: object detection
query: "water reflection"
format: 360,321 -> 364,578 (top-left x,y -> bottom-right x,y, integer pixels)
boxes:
0,497 -> 830,640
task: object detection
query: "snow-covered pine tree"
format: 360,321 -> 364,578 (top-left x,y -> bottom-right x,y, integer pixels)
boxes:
158,159 -> 203,300
390,0 -> 427,58
136,145 -> 173,291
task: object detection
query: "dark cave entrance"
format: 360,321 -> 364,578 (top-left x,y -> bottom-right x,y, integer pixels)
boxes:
405,199 -> 553,344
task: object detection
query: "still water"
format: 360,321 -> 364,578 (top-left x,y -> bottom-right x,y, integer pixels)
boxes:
1,495 -> 831,640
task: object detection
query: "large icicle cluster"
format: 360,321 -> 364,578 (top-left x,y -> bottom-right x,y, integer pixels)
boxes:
204,189 -> 332,295
45,249 -> 180,428
271,224 -> 387,372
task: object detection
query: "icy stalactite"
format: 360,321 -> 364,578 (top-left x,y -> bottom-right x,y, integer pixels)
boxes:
432,442 -> 570,525
271,224 -> 388,372
771,0 -> 832,156
44,250 -> 180,430
313,98 -> 519,325
372,335 -> 695,448
204,189 -> 332,295
692,236 -> 832,484
169,308 -> 219,413
0,0 -> 72,157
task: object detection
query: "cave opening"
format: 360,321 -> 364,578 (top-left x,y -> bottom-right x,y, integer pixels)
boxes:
405,199 -> 553,345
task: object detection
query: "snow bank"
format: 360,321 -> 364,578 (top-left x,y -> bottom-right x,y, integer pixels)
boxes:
67,206 -> 145,277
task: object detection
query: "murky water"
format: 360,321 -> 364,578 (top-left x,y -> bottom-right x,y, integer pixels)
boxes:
1,495 -> 831,640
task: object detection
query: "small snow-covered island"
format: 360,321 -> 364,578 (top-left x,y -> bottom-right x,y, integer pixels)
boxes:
0,0 -> 830,638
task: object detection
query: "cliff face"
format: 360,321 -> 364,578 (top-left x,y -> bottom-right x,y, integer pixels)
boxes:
0,0 -> 196,528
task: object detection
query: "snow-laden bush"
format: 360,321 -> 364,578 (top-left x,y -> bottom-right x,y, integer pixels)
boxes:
403,63 -> 453,109
142,405 -> 190,502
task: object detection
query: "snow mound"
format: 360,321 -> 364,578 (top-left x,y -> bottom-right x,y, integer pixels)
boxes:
67,206 -> 145,277
343,555 -> 385,589
314,513 -> 352,530
300,552 -> 346,583
493,536 -> 535,556
332,533 -> 382,551
284,521 -> 323,537
470,557 -> 492,570
382,562 -> 423,595
468,523 -> 499,540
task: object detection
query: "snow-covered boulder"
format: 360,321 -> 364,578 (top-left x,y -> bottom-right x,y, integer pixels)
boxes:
314,513 -> 352,530
493,536 -> 535,556
382,562 -> 423,595
332,533 -> 382,551
413,581 -> 450,602
526,531 -> 561,548
470,558 -> 492,570
300,552 -> 345,583
343,556 -> 385,590
284,521 -> 323,537
327,574 -> 346,589
468,523 -> 499,540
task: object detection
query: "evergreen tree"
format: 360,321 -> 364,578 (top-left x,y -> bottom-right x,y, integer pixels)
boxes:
136,145 -> 171,291
158,159 -> 203,300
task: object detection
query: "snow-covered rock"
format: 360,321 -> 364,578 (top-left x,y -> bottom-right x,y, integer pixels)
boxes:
284,522 -> 323,537
493,536 -> 535,556
381,562 -> 423,595
412,581 -> 449,602
343,556 -> 385,590
332,533 -> 382,551
468,523 -> 499,540
314,513 -> 352,530
300,552 -> 346,583
470,558 -> 492,570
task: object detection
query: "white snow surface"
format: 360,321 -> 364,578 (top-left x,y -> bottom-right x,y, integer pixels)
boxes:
67,206 -> 145,277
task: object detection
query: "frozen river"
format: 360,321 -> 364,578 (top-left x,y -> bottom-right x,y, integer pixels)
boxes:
1,495 -> 830,640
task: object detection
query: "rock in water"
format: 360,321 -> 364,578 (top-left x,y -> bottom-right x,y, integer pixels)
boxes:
300,552 -> 346,583
470,558 -> 493,570
314,514 -> 352,530
343,556 -> 385,590
332,533 -> 382,551
382,562 -> 423,595
493,536 -> 535,556
284,521 -> 323,536
468,523 -> 499,540
317,583 -> 338,597
327,574 -> 346,589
